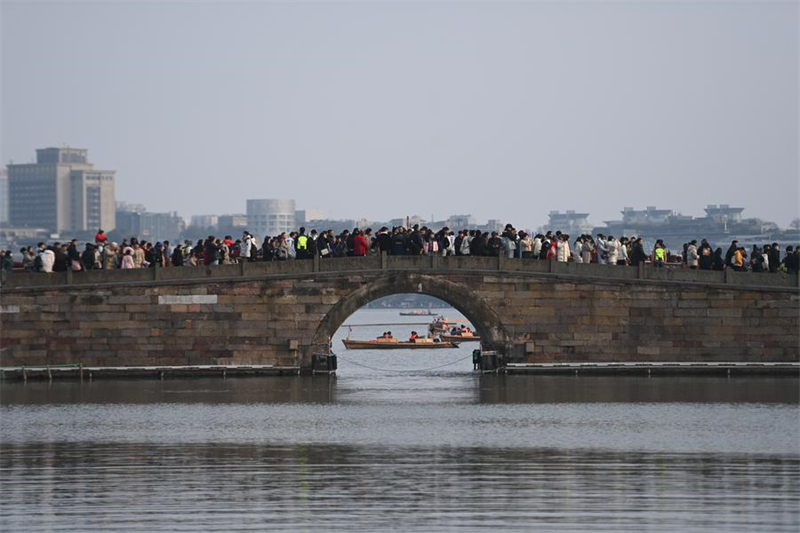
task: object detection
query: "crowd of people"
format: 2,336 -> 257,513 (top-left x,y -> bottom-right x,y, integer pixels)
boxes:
3,225 -> 799,274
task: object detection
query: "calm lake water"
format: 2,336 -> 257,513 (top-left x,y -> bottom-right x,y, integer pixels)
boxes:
1,309 -> 798,532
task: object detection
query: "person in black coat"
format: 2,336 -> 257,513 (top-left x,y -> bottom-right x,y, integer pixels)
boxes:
725,240 -> 739,267
768,243 -> 781,273
698,240 -> 713,270
630,238 -> 647,266
80,243 -> 95,270
375,227 -> 392,254
390,228 -> 408,256
171,245 -> 184,267
712,248 -> 725,271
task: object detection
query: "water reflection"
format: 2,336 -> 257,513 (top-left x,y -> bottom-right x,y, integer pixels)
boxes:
0,376 -> 339,406
479,375 -> 800,404
1,442 -> 798,532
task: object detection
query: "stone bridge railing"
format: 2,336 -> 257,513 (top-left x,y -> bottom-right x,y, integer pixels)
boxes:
1,254 -> 798,292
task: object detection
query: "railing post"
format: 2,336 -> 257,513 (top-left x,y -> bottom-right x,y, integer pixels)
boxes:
724,268 -> 730,284
497,254 -> 503,271
153,266 -> 159,280
241,260 -> 247,277
66,268 -> 73,285
796,269 -> 799,288
313,253 -> 320,273
431,254 -> 438,270
548,259 -> 554,273
638,262 -> 645,279
381,252 -> 388,270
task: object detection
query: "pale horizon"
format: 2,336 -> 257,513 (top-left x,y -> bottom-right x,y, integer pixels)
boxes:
2,0 -> 797,228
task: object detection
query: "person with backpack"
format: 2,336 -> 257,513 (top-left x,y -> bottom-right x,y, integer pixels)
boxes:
295,227 -> 310,260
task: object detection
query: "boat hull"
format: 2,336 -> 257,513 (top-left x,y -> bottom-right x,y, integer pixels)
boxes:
342,339 -> 459,350
440,335 -> 481,342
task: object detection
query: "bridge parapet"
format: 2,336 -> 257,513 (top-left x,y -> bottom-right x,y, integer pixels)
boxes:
2,254 -> 797,291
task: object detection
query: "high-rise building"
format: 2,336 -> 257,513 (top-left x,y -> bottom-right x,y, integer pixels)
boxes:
7,147 -> 116,233
246,199 -> 296,237
0,169 -> 8,225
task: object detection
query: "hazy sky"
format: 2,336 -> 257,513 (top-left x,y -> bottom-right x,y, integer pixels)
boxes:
2,0 -> 797,228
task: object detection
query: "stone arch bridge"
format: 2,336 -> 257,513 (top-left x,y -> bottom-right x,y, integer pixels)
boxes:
1,255 -> 798,370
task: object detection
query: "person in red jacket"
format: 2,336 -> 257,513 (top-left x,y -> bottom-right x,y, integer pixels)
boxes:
353,229 -> 369,256
94,229 -> 108,245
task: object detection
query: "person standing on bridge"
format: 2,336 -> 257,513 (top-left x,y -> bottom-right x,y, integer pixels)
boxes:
630,238 -> 647,266
295,227 -> 310,260
582,236 -> 594,264
606,236 -> 619,265
725,240 -> 739,268
519,232 -> 533,258
595,234 -> 608,265
353,229 -> 369,257
557,234 -> 571,262
768,243 -> 781,273
686,240 -> 699,269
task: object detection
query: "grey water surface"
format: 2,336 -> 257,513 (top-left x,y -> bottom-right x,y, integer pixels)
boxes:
1,309 -> 798,532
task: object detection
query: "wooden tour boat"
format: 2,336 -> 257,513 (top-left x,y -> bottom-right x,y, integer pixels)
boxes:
342,337 -> 460,350
399,310 -> 437,316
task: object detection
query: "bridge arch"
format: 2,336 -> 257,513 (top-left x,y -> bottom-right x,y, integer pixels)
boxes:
310,271 -> 511,357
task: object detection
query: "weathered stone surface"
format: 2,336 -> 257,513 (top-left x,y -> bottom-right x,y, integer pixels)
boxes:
1,260 -> 798,369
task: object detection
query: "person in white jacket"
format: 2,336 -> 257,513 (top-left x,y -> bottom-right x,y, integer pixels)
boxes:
687,240 -> 699,269
460,233 -> 472,255
573,237 -> 584,264
532,235 -> 543,259
606,236 -> 619,265
40,247 -> 55,273
618,238 -> 629,265
557,235 -> 571,262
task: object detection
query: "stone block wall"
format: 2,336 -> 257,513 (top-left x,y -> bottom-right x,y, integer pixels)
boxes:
1,262 -> 798,369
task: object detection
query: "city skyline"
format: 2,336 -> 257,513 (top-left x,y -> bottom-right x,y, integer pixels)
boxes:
2,1 -> 797,228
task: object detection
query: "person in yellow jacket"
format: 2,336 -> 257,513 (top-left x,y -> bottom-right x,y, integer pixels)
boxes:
732,247 -> 747,271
